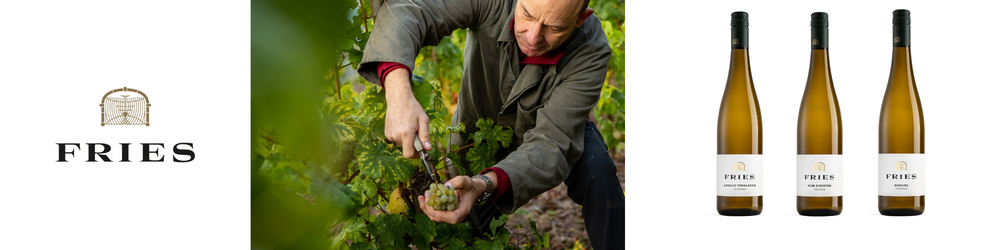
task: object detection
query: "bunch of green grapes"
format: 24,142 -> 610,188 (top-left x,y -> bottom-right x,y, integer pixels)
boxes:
426,183 -> 458,211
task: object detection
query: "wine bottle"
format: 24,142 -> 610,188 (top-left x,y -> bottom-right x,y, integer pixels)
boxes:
797,12 -> 843,216
878,9 -> 924,216
717,11 -> 763,216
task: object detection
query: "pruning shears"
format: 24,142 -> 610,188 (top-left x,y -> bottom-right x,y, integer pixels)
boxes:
414,137 -> 438,183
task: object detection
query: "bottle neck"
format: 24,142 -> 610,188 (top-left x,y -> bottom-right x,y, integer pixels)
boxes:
806,49 -> 832,87
888,46 -> 914,87
727,48 -> 751,88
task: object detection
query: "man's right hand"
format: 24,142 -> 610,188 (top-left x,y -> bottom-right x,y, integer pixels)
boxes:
383,68 -> 432,158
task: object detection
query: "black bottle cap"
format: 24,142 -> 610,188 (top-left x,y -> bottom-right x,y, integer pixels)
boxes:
893,9 -> 910,25
893,9 -> 910,47
811,12 -> 829,49
732,11 -> 748,49
731,11 -> 749,27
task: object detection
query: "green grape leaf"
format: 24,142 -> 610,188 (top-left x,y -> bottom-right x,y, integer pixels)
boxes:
413,213 -> 437,250
340,83 -> 356,100
369,214 -> 416,250
348,48 -> 365,70
444,244 -> 467,250
351,177 -> 378,202
472,239 -> 494,249
354,134 -> 411,183
411,75 -> 445,115
489,214 -> 508,236
330,118 -> 362,143
434,222 -> 472,248
492,227 -> 511,250
353,85 -> 387,137
332,216 -> 367,250
347,241 -> 372,250
528,221 -> 550,249
428,116 -> 450,138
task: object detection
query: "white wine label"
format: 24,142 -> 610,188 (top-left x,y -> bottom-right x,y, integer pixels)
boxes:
878,154 -> 925,196
717,154 -> 763,196
797,154 -> 843,197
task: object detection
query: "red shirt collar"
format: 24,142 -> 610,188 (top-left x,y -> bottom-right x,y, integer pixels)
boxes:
509,17 -> 566,65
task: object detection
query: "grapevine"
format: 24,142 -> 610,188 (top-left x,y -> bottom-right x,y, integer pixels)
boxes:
251,0 -> 624,249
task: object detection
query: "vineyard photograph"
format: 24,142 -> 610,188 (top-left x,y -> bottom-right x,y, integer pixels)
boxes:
251,0 -> 625,249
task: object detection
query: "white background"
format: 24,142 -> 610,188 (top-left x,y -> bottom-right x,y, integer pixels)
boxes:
0,0 -> 248,249
628,0 -> 1000,249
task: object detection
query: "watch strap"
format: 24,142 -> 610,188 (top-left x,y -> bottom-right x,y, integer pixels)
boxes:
473,174 -> 493,203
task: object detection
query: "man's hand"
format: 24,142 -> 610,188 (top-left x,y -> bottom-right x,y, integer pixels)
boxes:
417,175 -> 488,224
383,68 -> 431,158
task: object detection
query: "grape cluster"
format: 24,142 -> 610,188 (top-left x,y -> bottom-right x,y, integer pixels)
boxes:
426,183 -> 458,211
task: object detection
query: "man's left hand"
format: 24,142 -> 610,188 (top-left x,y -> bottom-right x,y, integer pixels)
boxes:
417,176 -> 484,224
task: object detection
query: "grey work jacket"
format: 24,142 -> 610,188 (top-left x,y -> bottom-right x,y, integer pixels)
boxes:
358,0 -> 611,214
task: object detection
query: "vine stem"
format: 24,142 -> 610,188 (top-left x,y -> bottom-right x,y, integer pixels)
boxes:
333,64 -> 343,101
376,189 -> 391,214
431,142 -> 473,164
450,143 -> 474,154
343,169 -> 361,185
358,0 -> 369,33
261,134 -> 282,145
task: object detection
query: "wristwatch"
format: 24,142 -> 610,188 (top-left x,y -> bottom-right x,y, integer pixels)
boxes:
472,174 -> 493,203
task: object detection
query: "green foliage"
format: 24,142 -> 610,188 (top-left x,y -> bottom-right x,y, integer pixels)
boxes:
253,0 -> 622,249
467,118 -> 515,175
591,0 -> 626,155
527,221 -> 551,250
595,81 -> 625,153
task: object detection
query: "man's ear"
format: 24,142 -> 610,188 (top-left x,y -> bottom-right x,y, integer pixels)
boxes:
575,7 -> 594,28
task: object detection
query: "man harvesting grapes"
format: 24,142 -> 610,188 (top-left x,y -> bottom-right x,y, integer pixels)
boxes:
357,0 -> 623,248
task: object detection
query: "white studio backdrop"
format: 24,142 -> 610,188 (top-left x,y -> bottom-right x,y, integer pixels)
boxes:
2,0 -> 998,249
0,0 -> 248,249
628,0 -> 1000,249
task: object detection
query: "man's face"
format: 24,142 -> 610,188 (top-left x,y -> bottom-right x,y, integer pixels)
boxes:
513,0 -> 587,57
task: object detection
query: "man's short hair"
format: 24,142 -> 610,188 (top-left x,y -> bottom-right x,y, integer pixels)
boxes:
580,0 -> 591,15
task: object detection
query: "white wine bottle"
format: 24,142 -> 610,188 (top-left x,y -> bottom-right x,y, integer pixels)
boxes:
797,12 -> 843,216
717,11 -> 763,216
878,9 -> 924,216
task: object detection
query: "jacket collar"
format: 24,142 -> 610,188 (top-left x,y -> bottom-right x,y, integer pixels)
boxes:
498,11 -> 516,44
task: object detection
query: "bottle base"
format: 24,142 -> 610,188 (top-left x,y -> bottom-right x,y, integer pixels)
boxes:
796,196 -> 842,216
718,209 -> 762,216
878,195 -> 924,216
717,196 -> 763,216
797,209 -> 842,216
879,209 -> 923,216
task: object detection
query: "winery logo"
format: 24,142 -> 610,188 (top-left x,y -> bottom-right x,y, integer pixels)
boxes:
812,39 -> 818,45
56,87 -> 195,163
895,161 -> 907,170
734,162 -> 745,171
894,37 -> 901,43
101,87 -> 150,126
814,162 -> 825,171
732,39 -> 738,45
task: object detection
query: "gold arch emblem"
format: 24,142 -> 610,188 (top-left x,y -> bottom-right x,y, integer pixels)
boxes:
895,161 -> 907,170
101,87 -> 150,126
812,39 -> 819,45
732,39 -> 739,45
894,37 -> 901,43
814,162 -> 825,171
734,162 -> 746,171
